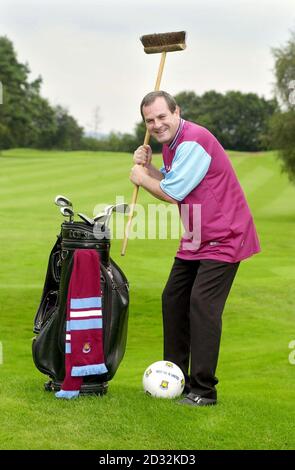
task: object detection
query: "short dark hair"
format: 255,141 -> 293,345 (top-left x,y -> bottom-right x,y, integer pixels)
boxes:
140,91 -> 177,120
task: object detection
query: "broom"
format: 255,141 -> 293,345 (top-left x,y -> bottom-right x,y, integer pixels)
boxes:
121,31 -> 186,256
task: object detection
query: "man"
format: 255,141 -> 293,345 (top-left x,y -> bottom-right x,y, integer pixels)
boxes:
130,91 -> 260,406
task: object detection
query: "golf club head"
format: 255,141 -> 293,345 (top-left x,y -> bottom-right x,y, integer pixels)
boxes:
112,203 -> 130,214
93,212 -> 107,223
103,203 -> 130,215
93,204 -> 129,232
92,213 -> 108,236
103,205 -> 114,216
77,213 -> 94,225
103,203 -> 129,229
54,194 -> 73,208
60,206 -> 74,222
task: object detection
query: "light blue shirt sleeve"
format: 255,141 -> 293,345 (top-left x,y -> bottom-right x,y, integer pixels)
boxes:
160,141 -> 211,201
159,165 -> 167,176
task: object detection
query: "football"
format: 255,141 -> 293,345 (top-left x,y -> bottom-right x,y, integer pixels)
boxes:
142,360 -> 185,399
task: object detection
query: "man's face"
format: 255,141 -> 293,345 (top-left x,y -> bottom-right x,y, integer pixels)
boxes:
142,97 -> 180,145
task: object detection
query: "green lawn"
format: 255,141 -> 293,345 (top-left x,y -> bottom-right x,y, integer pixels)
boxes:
0,148 -> 294,450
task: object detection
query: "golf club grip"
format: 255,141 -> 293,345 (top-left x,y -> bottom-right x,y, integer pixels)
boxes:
121,52 -> 166,256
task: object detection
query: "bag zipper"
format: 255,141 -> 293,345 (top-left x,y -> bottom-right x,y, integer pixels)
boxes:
100,263 -> 113,353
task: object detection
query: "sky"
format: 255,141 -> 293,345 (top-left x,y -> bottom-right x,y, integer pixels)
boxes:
1,0 -> 295,135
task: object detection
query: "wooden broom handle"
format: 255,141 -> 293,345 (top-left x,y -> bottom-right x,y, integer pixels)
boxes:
121,51 -> 166,256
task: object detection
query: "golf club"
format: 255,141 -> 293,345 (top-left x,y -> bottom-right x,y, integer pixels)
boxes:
104,203 -> 129,229
54,195 -> 73,209
77,213 -> 94,225
113,203 -> 130,215
93,212 -> 108,224
93,204 -> 129,233
60,206 -> 74,222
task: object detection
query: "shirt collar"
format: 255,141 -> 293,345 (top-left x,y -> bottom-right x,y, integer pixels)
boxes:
169,118 -> 185,150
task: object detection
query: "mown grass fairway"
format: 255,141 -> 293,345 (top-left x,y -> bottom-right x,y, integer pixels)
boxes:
0,148 -> 294,450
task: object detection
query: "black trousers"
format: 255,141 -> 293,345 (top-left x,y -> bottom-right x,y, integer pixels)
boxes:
162,258 -> 239,399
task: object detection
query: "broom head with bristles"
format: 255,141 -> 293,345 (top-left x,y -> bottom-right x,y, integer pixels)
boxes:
140,31 -> 186,54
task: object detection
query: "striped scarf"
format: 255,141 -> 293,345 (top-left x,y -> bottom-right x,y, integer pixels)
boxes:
55,249 -> 107,399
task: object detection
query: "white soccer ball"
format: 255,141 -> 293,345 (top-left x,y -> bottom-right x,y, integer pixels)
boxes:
142,360 -> 185,399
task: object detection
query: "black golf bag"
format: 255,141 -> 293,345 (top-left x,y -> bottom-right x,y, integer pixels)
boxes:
32,221 -> 129,395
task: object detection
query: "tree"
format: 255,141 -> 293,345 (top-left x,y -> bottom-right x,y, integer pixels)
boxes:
272,31 -> 295,107
0,35 -> 84,151
270,30 -> 295,182
0,36 -> 31,148
29,95 -> 58,148
53,106 -> 83,150
175,90 -> 277,151
174,91 -> 202,123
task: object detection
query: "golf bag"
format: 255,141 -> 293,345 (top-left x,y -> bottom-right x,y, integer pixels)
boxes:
32,221 -> 129,395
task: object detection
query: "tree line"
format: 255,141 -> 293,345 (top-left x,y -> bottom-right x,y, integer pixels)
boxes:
1,32 -> 295,182
0,35 -> 276,153
83,88 -> 278,154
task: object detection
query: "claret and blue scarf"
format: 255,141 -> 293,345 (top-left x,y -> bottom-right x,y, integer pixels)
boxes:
55,249 -> 107,399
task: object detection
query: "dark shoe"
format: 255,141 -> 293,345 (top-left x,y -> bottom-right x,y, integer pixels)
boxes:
182,384 -> 191,395
178,392 -> 217,407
